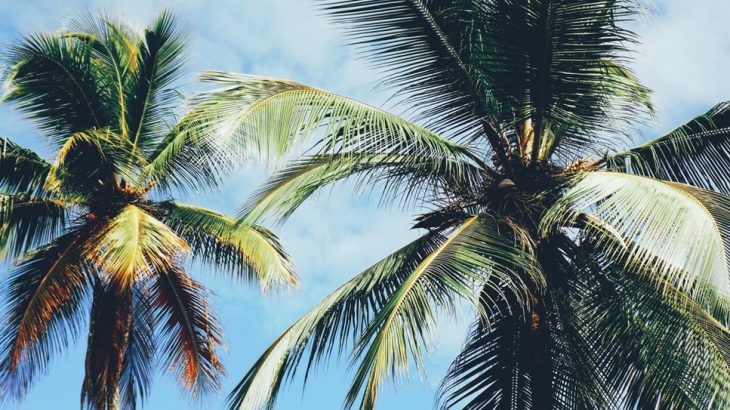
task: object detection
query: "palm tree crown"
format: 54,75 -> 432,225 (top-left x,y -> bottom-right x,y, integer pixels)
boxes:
0,11 -> 296,410
182,1 -> 730,409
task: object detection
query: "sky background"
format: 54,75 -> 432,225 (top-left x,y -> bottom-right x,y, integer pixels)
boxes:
0,0 -> 729,409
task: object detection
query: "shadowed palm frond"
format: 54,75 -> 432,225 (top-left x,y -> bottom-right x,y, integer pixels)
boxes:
2,33 -> 112,143
0,138 -> 51,194
571,239 -> 730,409
151,263 -> 224,399
119,282 -> 156,410
126,10 -> 187,152
0,229 -> 91,402
0,193 -> 69,260
608,101 -> 730,194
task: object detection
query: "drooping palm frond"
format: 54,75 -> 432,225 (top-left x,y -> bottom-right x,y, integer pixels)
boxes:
82,282 -> 133,410
151,263 -> 224,398
542,172 -> 730,321
607,101 -> 730,194
239,153 -> 482,226
346,214 -> 543,409
153,202 -> 297,289
0,229 -> 91,402
2,34 -> 112,143
0,193 -> 69,260
317,0 -> 504,148
227,232 -> 448,410
228,214 -> 542,410
88,205 -> 187,289
0,138 -> 51,194
118,283 -> 156,410
571,240 -> 730,409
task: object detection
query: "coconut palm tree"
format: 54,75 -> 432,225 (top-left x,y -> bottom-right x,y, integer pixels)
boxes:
0,11 -> 296,410
187,1 -> 730,409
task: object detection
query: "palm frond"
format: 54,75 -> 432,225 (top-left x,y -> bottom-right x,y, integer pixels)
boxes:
154,202 -> 297,290
477,0 -> 651,161
88,205 -> 187,289
119,282 -> 156,410
571,241 -> 730,409
239,153 -> 481,226
151,263 -> 224,398
317,0 -> 503,148
2,33 -> 112,142
0,193 -> 68,260
227,232 -> 448,410
345,214 -> 541,409
65,13 -> 140,139
126,10 -> 187,151
607,101 -> 730,194
0,229 -> 91,402
542,172 -> 730,324
0,138 -> 51,194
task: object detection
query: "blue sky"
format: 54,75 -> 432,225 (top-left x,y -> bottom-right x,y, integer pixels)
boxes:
1,1 -> 730,409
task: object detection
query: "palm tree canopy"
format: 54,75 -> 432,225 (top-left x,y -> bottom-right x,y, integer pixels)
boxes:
187,1 -> 730,409
0,11 -> 296,410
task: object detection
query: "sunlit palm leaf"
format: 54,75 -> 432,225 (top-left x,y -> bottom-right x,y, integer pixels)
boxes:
607,101 -> 730,194
239,153 -> 482,226
88,205 -> 188,289
346,214 -> 542,409
227,232 -> 448,410
542,172 -> 730,323
155,202 -> 297,289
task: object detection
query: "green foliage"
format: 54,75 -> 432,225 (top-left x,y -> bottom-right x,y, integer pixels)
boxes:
0,11 -> 295,409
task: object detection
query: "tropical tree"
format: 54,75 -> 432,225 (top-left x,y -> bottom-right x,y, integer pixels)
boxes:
0,11 -> 297,410
187,1 -> 730,409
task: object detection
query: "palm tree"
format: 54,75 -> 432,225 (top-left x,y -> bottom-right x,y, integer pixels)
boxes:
0,11 -> 296,410
187,1 -> 730,409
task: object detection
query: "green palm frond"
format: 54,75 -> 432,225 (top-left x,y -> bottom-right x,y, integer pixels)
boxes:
2,33 -> 112,142
154,202 -> 297,289
0,193 -> 68,260
346,214 -> 542,409
227,232 -> 448,410
317,0 -> 503,147
0,229 -> 91,402
542,172 -> 730,322
607,101 -> 730,193
0,138 -> 51,194
126,10 -> 187,151
572,242 -> 730,409
239,153 -> 481,226
88,205 -> 188,289
151,263 -> 224,398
